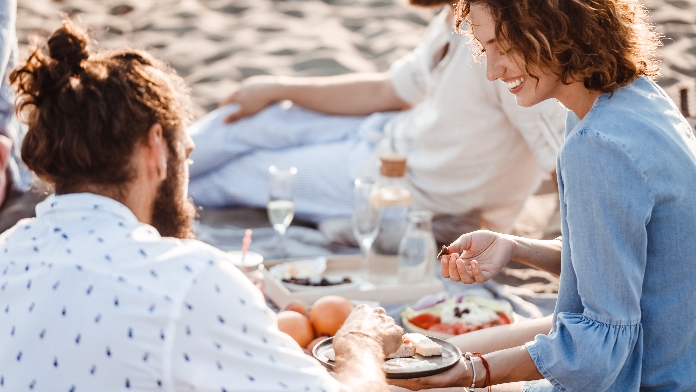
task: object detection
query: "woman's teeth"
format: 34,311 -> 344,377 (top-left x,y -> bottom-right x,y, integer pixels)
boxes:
506,77 -> 525,90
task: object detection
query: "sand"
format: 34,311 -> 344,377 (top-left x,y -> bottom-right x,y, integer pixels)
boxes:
16,0 -> 696,117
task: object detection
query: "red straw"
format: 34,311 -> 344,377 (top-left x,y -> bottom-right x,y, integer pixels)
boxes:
241,229 -> 252,264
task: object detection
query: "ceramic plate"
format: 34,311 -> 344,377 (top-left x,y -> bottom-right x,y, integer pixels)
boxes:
312,336 -> 461,379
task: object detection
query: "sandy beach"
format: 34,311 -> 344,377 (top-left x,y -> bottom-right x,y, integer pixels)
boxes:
16,0 -> 696,117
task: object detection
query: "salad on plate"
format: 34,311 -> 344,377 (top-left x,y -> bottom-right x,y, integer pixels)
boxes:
401,293 -> 514,339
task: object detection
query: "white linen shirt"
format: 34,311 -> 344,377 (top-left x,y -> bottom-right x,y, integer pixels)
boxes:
0,193 -> 340,392
380,7 -> 567,232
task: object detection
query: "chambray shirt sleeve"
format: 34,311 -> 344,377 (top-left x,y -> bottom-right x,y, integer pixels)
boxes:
171,259 -> 340,392
525,129 -> 648,390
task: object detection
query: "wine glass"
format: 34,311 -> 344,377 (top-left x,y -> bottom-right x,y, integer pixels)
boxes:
352,179 -> 381,275
267,165 -> 297,254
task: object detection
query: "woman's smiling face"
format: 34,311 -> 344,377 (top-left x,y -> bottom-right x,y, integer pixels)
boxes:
469,3 -> 562,108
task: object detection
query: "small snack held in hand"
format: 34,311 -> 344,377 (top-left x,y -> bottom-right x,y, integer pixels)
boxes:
386,333 -> 442,358
386,339 -> 417,359
437,245 -> 449,259
405,333 -> 442,356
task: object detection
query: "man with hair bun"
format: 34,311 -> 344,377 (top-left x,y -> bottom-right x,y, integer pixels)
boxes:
0,19 -> 403,392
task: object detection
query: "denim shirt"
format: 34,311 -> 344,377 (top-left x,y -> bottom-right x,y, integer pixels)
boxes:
525,77 -> 696,391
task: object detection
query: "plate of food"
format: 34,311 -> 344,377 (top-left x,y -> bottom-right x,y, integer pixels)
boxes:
268,257 -> 361,291
312,333 -> 461,379
401,294 -> 515,339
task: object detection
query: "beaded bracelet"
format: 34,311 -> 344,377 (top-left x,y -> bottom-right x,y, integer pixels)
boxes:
471,352 -> 492,392
463,352 -> 477,391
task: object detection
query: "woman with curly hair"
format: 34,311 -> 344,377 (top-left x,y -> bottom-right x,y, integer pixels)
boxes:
391,0 -> 696,391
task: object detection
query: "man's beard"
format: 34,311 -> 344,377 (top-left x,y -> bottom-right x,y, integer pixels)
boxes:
151,151 -> 196,239
408,0 -> 452,7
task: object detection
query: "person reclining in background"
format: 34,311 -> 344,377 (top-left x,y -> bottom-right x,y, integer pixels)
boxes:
0,20 -> 404,392
0,0 -> 39,232
186,0 -> 566,245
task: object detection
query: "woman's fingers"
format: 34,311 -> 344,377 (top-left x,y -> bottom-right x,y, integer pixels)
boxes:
470,260 -> 486,283
440,255 -> 450,279
448,254 -> 461,282
455,258 -> 476,284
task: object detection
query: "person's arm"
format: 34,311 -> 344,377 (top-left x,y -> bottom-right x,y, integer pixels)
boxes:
390,344 -> 542,391
388,318 -> 553,390
441,230 -> 561,285
220,73 -> 409,123
447,315 -> 552,355
333,305 -> 404,392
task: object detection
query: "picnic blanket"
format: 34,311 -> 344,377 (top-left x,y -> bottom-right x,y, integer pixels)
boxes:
194,210 -> 558,320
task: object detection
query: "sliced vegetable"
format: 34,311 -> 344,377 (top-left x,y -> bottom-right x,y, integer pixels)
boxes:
412,292 -> 449,311
408,313 -> 441,329
428,323 -> 456,335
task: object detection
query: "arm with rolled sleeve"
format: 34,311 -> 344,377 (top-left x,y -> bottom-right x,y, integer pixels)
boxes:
493,78 -> 566,173
526,128 -> 649,391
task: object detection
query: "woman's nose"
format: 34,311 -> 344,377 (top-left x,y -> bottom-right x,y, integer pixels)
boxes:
485,52 -> 504,82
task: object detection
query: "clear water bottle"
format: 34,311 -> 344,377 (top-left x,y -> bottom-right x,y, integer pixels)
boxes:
368,153 -> 412,285
398,210 -> 437,284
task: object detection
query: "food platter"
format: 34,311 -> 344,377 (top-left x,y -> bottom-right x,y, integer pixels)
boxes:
312,336 -> 462,379
263,255 -> 445,308
400,296 -> 517,339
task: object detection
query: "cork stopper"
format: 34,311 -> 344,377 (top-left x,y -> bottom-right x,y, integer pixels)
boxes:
379,153 -> 407,177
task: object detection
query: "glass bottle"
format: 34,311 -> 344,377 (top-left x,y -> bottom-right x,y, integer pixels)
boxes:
229,250 -> 266,295
368,153 -> 412,285
398,210 -> 437,284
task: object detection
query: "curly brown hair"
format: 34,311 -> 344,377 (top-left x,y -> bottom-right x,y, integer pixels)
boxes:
455,0 -> 661,93
9,19 -> 192,196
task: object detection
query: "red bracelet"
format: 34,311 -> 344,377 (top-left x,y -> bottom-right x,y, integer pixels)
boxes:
471,352 -> 492,392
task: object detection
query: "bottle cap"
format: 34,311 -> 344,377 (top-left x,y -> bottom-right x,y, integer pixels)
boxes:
379,153 -> 407,177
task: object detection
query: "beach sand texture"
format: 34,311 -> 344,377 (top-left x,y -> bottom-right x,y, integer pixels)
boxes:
15,0 -> 696,117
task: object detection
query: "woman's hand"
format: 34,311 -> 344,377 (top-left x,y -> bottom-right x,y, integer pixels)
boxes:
219,75 -> 282,123
441,230 -> 517,284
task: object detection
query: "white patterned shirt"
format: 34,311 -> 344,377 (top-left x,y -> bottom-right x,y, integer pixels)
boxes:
0,193 -> 339,392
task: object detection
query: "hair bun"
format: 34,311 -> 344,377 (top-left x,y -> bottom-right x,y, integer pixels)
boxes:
47,20 -> 90,74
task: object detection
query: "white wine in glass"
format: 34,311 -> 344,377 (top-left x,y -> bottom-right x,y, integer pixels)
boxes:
267,165 -> 297,254
267,199 -> 295,235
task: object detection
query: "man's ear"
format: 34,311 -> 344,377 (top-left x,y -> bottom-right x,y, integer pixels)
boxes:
146,123 -> 167,181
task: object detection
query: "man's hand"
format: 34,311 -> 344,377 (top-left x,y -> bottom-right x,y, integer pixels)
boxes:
441,230 -> 517,284
219,75 -> 282,123
334,305 -> 403,357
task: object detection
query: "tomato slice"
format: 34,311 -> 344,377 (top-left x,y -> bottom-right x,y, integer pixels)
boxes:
428,323 -> 456,335
497,313 -> 511,325
408,313 -> 441,329
453,322 -> 469,335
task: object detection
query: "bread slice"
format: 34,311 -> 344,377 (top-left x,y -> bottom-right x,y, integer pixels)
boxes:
404,333 -> 442,357
386,341 -> 416,359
